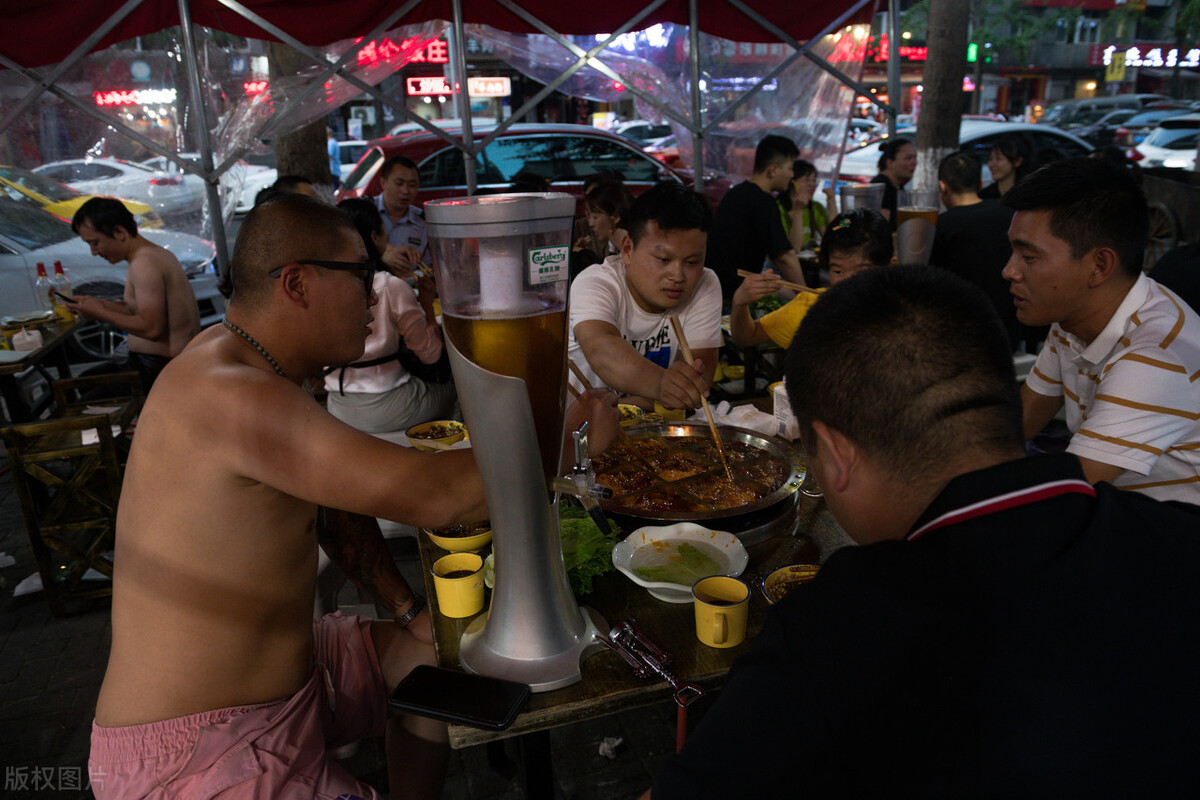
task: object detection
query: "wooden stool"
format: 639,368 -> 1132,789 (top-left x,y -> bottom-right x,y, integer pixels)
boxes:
1,414 -> 125,616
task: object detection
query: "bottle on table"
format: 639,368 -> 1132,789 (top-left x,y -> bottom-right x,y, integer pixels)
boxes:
35,262 -> 53,311
51,261 -> 74,322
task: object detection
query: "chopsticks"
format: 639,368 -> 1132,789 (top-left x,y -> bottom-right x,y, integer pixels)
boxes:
668,316 -> 733,481
736,269 -> 821,296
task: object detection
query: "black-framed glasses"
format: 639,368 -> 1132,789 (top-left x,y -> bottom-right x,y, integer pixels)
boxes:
269,259 -> 376,294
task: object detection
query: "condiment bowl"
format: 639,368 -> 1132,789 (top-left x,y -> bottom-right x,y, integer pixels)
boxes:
761,563 -> 820,605
406,420 -> 466,451
422,521 -> 493,553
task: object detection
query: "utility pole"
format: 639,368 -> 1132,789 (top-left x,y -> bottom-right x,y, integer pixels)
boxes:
913,0 -> 970,191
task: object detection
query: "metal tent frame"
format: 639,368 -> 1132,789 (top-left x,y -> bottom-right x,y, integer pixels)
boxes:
0,0 -> 898,275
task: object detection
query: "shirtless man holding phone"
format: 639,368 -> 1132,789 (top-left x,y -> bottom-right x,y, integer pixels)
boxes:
69,197 -> 201,391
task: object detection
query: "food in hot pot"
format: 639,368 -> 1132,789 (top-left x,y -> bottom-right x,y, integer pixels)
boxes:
594,430 -> 789,514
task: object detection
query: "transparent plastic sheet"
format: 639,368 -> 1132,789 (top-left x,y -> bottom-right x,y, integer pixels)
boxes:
0,27 -> 244,241
215,21 -> 448,166
469,23 -> 869,184
0,21 -> 446,242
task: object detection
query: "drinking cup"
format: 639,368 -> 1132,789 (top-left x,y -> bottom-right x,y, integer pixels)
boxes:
896,189 -> 940,266
431,552 -> 485,618
692,576 -> 749,648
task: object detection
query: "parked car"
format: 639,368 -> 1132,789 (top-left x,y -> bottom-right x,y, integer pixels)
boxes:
0,165 -> 162,228
33,158 -> 204,219
847,118 -> 885,146
1130,113 -> 1200,170
141,153 -> 265,211
614,120 -> 672,147
385,117 -> 497,138
335,123 -> 706,207
337,140 -> 369,182
643,135 -> 682,170
0,198 -> 225,359
1070,108 -> 1139,147
1111,107 -> 1194,147
1036,94 -> 1168,128
837,121 -> 1093,184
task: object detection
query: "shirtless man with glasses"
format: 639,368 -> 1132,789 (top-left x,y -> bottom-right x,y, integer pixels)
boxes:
89,194 -> 481,800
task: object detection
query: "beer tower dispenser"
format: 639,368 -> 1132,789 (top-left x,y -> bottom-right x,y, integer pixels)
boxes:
424,194 -> 605,691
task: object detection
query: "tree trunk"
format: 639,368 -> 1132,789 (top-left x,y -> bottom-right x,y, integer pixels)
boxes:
268,41 -> 334,189
914,0 -> 971,192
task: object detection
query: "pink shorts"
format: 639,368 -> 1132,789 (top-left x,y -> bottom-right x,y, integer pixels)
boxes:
89,612 -> 387,800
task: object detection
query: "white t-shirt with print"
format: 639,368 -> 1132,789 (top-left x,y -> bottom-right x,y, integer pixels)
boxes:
567,255 -> 723,394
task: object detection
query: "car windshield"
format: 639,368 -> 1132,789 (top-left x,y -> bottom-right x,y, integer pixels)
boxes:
0,198 -> 76,249
0,166 -> 78,202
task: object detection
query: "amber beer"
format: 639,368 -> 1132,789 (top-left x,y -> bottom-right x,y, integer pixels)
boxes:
896,206 -> 939,226
443,306 -> 568,482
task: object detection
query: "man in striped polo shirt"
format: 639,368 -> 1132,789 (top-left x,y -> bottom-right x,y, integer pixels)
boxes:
1003,157 -> 1200,504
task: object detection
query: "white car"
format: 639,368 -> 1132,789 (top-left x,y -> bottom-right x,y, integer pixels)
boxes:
0,198 -> 225,359
337,140 -> 369,182
33,158 -> 205,219
615,120 -> 672,147
141,153 -> 265,217
837,120 -> 1093,185
1131,113 -> 1200,170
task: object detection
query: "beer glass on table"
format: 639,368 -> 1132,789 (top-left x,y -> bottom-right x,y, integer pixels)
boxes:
897,189 -> 940,266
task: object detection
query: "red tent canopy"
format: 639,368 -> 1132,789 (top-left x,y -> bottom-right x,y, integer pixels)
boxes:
1,0 -> 870,69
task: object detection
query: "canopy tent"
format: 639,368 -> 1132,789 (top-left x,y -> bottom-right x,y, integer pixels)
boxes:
0,0 -> 887,272
2,0 -> 872,69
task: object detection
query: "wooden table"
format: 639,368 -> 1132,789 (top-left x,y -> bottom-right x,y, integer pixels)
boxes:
0,319 -> 79,423
417,491 -> 843,750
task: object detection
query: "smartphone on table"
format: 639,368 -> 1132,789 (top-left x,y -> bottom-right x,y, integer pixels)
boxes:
50,289 -> 76,304
387,664 -> 531,731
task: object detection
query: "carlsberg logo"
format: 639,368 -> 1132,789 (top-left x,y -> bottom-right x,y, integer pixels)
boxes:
531,249 -> 566,266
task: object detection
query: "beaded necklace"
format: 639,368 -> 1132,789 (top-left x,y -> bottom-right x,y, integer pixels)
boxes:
222,318 -> 284,378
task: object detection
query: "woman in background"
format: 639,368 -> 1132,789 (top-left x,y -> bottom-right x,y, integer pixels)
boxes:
871,138 -> 917,225
325,198 -> 457,434
980,137 -> 1028,198
778,159 -> 837,252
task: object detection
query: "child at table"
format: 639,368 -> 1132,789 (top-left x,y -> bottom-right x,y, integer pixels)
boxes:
729,208 -> 893,349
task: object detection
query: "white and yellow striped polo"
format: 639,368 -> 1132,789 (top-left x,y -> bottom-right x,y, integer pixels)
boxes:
1026,273 -> 1200,504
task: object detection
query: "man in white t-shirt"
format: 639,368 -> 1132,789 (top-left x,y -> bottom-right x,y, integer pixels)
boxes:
1003,157 -> 1200,504
568,182 -> 722,411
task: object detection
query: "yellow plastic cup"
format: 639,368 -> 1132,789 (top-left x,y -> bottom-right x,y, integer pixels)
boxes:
431,553 -> 485,618
692,576 -> 749,649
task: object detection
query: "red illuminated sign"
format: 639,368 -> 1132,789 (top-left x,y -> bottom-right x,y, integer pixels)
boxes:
243,80 -> 268,95
468,77 -> 511,97
357,37 -> 449,67
406,76 -> 453,96
93,88 -> 177,106
867,36 -> 928,62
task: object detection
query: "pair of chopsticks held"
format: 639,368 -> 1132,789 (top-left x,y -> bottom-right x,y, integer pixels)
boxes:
736,269 -> 821,296
567,317 -> 733,480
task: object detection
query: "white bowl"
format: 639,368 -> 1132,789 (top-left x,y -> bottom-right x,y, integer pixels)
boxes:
612,522 -> 749,603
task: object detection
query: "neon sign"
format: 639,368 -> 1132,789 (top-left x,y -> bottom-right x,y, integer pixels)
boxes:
357,37 -> 449,67
406,76 -> 453,96
93,88 -> 177,106
468,77 -> 511,97
1102,45 -> 1200,68
243,80 -> 268,95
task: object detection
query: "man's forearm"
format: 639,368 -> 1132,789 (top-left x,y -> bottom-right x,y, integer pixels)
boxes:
83,299 -> 163,339
317,506 -> 419,618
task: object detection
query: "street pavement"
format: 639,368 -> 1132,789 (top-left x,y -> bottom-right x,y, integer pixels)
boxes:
0,450 -> 679,799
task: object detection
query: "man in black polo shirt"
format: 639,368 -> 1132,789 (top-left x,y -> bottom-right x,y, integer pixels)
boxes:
706,135 -> 807,299
645,267 -> 1200,799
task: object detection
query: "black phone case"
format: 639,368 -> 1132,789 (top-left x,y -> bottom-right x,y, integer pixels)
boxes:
387,665 -> 531,731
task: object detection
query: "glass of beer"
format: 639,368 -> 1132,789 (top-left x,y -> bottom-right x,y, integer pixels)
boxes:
897,188 -> 940,265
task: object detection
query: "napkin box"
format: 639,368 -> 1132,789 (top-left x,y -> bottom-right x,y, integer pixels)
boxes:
773,382 -> 799,441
